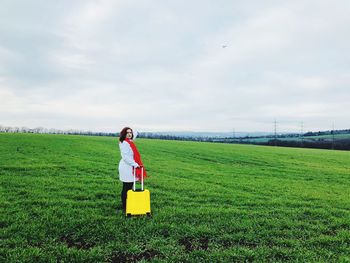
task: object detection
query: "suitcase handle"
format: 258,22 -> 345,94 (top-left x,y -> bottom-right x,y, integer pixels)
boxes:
133,166 -> 144,191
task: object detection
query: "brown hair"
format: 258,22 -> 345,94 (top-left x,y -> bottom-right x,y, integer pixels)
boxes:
119,127 -> 133,142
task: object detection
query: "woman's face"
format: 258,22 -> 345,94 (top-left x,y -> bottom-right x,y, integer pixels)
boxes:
126,129 -> 133,139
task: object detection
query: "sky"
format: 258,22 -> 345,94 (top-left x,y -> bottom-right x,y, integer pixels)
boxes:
1,0 -> 349,133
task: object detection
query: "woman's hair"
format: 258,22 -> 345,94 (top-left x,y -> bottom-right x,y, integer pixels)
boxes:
119,127 -> 133,142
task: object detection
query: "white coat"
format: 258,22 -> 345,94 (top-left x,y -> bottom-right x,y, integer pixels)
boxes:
118,131 -> 139,182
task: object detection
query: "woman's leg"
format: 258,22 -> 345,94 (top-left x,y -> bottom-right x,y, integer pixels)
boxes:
121,182 -> 134,211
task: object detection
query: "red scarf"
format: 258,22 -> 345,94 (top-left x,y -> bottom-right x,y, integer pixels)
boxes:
125,138 -> 147,180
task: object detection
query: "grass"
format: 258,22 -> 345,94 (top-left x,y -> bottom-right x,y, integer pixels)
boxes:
1,133 -> 350,262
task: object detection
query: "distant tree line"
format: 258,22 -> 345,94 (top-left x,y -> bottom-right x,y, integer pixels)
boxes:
1,124 -> 349,150
0,125 -> 117,137
208,131 -> 350,150
264,139 -> 350,150
138,130 -> 350,151
137,132 -> 214,142
303,129 -> 350,137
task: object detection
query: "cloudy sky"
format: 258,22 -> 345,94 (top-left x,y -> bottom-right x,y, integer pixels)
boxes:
1,0 -> 349,133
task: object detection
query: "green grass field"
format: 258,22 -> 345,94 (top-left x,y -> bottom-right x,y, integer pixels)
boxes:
1,133 -> 350,262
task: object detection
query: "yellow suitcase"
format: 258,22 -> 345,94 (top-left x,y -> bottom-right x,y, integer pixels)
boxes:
126,167 -> 151,217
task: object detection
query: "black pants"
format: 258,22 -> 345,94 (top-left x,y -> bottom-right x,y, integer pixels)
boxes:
121,182 -> 134,211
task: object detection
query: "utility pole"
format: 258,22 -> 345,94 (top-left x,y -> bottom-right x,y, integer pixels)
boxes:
300,121 -> 304,147
232,128 -> 235,139
332,122 -> 335,150
274,119 -> 277,146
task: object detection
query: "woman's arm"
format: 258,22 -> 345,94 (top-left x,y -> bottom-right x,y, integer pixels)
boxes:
120,142 -> 139,167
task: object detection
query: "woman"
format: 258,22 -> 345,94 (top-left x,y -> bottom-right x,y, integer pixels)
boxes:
118,127 -> 147,212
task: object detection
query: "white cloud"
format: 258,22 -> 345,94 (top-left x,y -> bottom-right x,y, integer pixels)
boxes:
0,0 -> 349,132
0,86 -> 24,113
58,0 -> 120,50
52,52 -> 96,71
